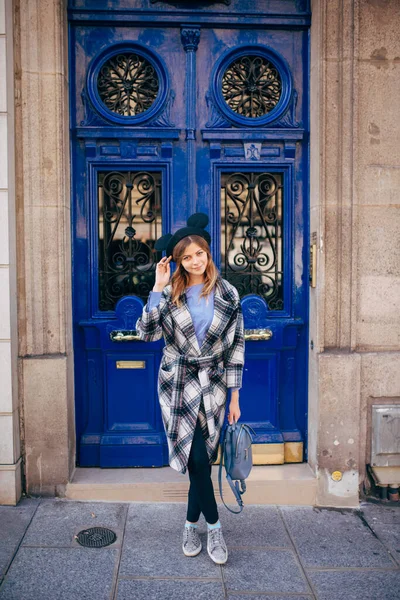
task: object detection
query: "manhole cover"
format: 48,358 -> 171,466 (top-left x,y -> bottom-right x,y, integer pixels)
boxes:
75,527 -> 117,548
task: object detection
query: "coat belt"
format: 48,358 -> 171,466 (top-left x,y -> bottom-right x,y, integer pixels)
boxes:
162,349 -> 225,443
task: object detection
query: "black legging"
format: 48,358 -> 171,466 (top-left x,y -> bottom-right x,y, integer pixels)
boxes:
186,416 -> 219,525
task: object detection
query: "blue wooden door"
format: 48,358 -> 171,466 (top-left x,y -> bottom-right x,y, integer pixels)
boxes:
69,1 -> 311,467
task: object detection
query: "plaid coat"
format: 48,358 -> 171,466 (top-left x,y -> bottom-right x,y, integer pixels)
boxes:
135,276 -> 245,474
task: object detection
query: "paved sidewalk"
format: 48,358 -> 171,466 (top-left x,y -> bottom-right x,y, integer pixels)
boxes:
0,497 -> 399,600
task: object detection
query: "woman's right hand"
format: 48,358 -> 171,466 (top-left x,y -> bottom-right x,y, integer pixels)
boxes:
153,256 -> 172,292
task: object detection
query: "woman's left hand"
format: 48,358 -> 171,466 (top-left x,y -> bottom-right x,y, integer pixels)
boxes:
227,391 -> 241,425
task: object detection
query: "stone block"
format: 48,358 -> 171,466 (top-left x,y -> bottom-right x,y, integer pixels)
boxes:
367,522 -> 400,565
0,36 -> 6,112
22,356 -> 73,494
227,596 -> 312,600
23,205 -> 67,356
361,502 -> 400,525
357,61 -> 400,167
0,113 -> 7,189
0,498 -> 39,576
358,275 -> 400,345
323,206 -> 339,348
218,505 -> 291,549
308,569 -> 400,600
222,548 -> 310,594
0,190 -> 9,266
281,506 -> 395,568
0,461 -> 21,506
0,0 -> 4,35
0,341 -> 12,413
360,353 -> 400,400
0,415 -> 14,464
0,268 -> 10,340
316,353 -> 361,506
322,0 -> 356,62
19,0 -> 66,76
117,580 -> 225,600
22,499 -> 127,547
358,0 -> 400,60
119,503 -> 213,578
356,321 -> 400,351
0,546 -> 118,599
358,164 -> 400,207
357,207 -> 400,278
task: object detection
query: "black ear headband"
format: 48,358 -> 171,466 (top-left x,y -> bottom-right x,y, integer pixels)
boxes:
154,213 -> 211,260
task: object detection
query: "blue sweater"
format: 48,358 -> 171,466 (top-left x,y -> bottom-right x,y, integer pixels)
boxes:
146,283 -> 239,391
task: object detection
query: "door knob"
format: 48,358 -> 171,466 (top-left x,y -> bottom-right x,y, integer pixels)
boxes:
244,328 -> 273,341
110,330 -> 141,342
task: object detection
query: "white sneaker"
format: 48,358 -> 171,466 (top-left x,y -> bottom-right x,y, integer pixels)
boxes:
207,527 -> 228,565
182,525 -> 202,557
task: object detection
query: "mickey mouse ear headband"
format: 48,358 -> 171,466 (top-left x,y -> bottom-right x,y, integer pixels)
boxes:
154,212 -> 211,260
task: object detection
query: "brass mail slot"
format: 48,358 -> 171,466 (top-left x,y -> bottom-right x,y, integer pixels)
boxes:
116,360 -> 146,369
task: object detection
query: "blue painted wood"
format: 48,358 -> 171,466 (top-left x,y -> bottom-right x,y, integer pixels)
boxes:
69,0 -> 310,467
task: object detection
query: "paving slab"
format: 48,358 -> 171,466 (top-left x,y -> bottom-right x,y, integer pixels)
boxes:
0,498 -> 39,579
22,499 -> 126,547
0,547 -> 118,600
366,522 -> 400,565
222,548 -> 310,595
360,502 -> 400,525
307,569 -> 400,600
219,505 -> 291,548
226,596 -> 313,600
116,579 -> 225,600
120,503 -> 219,577
281,506 -> 395,568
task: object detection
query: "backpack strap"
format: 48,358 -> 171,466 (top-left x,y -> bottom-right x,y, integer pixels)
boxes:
218,425 -> 245,514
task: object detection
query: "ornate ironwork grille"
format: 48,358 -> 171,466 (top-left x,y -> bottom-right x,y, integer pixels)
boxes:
221,56 -> 282,118
221,172 -> 284,310
97,53 -> 159,117
98,171 -> 161,310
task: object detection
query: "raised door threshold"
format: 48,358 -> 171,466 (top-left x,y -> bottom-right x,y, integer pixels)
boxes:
64,463 -> 317,506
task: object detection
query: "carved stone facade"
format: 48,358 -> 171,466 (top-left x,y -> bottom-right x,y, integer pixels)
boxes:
0,0 -> 399,506
309,0 -> 400,505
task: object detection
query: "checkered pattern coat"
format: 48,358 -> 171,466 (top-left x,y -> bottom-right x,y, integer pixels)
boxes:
135,276 -> 245,474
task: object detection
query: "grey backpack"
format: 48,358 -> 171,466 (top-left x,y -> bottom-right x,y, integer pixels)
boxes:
218,421 -> 255,513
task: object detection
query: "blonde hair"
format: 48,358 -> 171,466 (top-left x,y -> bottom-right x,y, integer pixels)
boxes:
170,235 -> 218,306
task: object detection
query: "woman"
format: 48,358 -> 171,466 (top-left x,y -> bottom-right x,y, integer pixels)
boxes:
135,213 -> 245,565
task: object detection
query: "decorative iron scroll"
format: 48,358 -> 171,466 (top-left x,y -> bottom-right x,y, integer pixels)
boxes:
97,53 -> 159,117
98,171 -> 161,311
221,172 -> 284,310
221,56 -> 282,118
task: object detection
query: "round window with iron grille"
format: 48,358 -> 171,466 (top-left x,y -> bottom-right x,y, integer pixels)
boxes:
86,43 -> 168,125
97,53 -> 159,117
221,55 -> 282,119
212,46 -> 292,127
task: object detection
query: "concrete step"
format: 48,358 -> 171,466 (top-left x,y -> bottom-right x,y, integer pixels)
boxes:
65,463 -> 317,506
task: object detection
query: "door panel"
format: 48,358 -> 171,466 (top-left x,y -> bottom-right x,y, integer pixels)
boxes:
105,354 -> 156,432
69,1 -> 311,467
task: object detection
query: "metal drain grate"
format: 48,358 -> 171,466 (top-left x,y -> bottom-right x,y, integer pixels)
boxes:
75,527 -> 117,548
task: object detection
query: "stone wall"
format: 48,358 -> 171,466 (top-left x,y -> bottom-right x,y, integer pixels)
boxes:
0,0 -> 21,505
309,0 -> 400,506
13,0 -> 74,496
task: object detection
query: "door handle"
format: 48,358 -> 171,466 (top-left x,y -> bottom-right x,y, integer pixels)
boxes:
110,330 -> 141,342
244,328 -> 273,341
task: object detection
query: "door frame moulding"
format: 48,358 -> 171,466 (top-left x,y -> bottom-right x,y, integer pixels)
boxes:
308,0 -> 362,507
